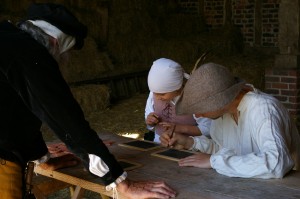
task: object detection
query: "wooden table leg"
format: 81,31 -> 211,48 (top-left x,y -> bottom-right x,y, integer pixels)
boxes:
100,193 -> 112,199
32,186 -> 47,199
71,186 -> 85,199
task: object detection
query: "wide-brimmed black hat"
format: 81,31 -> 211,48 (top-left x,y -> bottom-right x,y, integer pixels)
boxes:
23,3 -> 87,49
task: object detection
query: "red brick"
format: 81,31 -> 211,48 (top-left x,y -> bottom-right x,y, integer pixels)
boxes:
283,103 -> 300,110
288,110 -> 299,116
265,83 -> 272,89
281,90 -> 299,96
289,96 -> 300,104
265,68 -> 274,75
271,83 -> 288,89
273,69 -> 289,76
281,77 -> 297,83
288,70 -> 300,76
289,84 -> 297,90
264,89 -> 279,95
275,96 -> 288,102
265,76 -> 280,82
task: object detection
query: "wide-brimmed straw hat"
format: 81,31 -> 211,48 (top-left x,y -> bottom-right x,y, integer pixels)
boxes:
176,62 -> 246,115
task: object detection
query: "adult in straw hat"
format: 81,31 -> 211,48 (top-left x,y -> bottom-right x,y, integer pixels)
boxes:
160,62 -> 300,178
145,58 -> 211,143
0,3 -> 175,198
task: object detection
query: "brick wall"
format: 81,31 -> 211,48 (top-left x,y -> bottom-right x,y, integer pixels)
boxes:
203,0 -> 224,26
265,68 -> 300,116
232,0 -> 255,46
178,0 -> 280,47
261,0 -> 279,47
179,0 -> 200,14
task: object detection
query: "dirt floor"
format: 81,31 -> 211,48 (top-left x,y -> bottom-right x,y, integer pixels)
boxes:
87,93 -> 150,139
42,92 -> 149,142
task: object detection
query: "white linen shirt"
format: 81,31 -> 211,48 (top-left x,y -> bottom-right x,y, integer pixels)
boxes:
191,87 -> 300,179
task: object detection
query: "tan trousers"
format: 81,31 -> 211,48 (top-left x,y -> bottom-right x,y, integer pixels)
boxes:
0,159 -> 23,199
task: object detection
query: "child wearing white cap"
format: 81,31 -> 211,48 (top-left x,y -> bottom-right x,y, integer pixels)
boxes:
145,58 -> 211,143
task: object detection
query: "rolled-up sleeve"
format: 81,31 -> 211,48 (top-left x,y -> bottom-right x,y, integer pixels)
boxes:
193,115 -> 211,136
190,135 -> 219,154
210,118 -> 294,179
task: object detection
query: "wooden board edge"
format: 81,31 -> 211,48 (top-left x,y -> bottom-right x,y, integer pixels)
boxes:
117,159 -> 143,171
118,140 -> 161,151
151,148 -> 195,162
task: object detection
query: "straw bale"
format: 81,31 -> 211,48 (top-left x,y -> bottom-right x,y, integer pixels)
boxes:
60,37 -> 114,83
70,84 -> 110,117
41,84 -> 110,141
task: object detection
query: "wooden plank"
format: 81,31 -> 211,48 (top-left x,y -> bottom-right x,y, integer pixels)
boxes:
118,159 -> 142,171
151,148 -> 195,161
34,166 -> 117,198
118,140 -> 161,151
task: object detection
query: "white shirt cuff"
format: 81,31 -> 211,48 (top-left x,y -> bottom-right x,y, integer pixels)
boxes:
33,152 -> 51,165
105,172 -> 128,191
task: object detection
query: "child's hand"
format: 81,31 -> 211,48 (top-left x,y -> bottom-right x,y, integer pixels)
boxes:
159,122 -> 174,131
159,131 -> 180,148
178,153 -> 212,168
146,113 -> 160,126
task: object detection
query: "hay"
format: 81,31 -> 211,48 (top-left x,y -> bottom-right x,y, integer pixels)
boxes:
70,84 -> 110,116
86,93 -> 149,139
41,84 -> 110,141
60,37 -> 114,83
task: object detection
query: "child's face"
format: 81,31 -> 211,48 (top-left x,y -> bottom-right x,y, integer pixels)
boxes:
154,90 -> 180,101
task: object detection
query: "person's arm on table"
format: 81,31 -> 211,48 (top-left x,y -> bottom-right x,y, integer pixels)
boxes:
210,119 -> 294,179
11,57 -> 176,198
160,131 -> 218,169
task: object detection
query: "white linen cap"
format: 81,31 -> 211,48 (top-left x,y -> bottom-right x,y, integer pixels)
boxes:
148,58 -> 189,93
29,19 -> 76,54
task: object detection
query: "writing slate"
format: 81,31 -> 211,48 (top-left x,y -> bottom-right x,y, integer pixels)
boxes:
118,159 -> 142,171
151,148 -> 195,161
118,140 -> 161,151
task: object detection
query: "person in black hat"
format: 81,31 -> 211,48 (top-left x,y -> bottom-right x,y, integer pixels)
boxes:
0,3 -> 176,199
